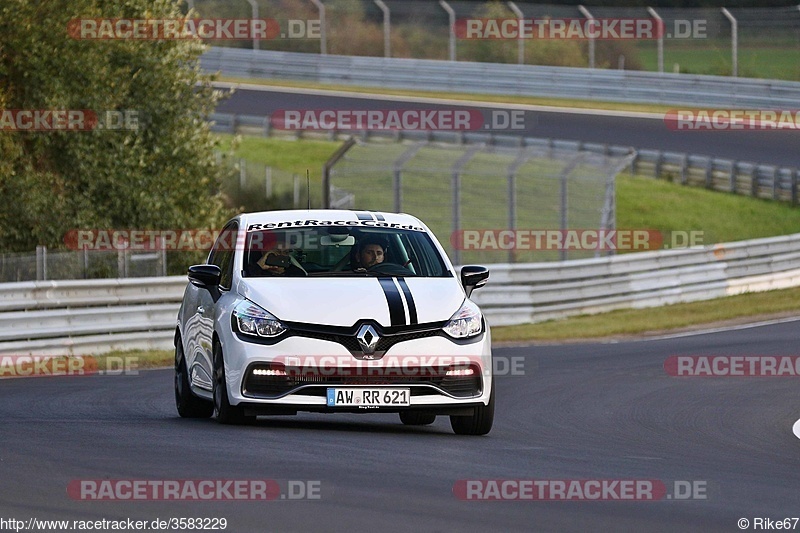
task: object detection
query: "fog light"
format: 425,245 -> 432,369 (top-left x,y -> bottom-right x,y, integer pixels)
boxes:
446,366 -> 475,377
252,367 -> 286,377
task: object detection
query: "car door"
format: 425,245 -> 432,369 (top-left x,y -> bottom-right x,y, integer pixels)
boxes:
192,221 -> 238,391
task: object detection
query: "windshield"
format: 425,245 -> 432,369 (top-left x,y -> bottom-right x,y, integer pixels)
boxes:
242,226 -> 451,278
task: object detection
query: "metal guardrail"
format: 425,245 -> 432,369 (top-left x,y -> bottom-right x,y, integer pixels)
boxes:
210,113 -> 800,205
201,46 -> 800,109
2,232 -> 800,354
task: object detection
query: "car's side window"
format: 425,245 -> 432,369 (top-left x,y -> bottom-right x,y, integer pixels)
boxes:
209,222 -> 237,289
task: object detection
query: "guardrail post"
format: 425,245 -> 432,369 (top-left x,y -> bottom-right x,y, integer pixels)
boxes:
680,154 -> 688,184
508,1 -> 525,65
35,245 -> 46,281
309,0 -> 327,55
705,158 -> 714,190
262,115 -> 271,137
751,166 -> 759,198
374,0 -> 391,58
647,7 -> 664,73
439,0 -> 456,61
772,168 -> 778,200
729,161 -> 737,193
578,6 -> 595,69
721,8 -> 738,77
654,151 -> 662,179
793,169 -> 799,206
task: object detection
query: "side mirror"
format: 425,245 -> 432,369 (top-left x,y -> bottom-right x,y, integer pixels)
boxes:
188,264 -> 221,288
461,265 -> 489,298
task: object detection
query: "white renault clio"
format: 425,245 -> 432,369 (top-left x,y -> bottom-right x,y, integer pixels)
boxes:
175,210 -> 493,435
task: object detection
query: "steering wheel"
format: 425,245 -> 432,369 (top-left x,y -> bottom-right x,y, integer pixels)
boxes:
367,262 -> 414,276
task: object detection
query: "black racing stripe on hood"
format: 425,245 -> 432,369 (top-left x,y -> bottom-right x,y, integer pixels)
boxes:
396,278 -> 418,325
356,212 -> 373,220
378,278 -> 405,326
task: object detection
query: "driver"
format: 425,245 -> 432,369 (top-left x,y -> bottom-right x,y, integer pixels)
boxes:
352,235 -> 387,270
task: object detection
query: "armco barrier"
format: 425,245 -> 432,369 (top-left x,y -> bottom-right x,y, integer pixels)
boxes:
200,47 -> 800,109
2,233 -> 800,354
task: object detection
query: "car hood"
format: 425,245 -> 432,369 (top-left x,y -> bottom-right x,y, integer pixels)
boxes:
237,277 -> 465,327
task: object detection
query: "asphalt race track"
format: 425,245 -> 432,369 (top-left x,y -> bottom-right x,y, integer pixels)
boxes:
216,86 -> 800,168
3,319 -> 800,532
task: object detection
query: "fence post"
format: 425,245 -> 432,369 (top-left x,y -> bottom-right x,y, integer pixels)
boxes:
721,8 -> 738,77
374,0 -> 391,58
729,161 -> 737,193
245,0 -> 259,50
309,0 -> 327,55
439,0 -> 456,61
793,169 -> 799,206
647,7 -> 664,73
508,1 -> 525,65
705,158 -> 713,190
578,6 -> 595,69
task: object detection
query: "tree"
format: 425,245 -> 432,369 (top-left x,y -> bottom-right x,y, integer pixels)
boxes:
0,0 -> 229,252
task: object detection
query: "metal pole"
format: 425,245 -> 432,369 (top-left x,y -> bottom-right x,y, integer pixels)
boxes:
245,0 -> 259,50
374,0 -> 391,58
578,6 -> 595,69
310,0 -> 327,55
439,0 -> 456,61
647,7 -> 664,73
508,1 -> 524,65
721,8 -> 738,77
322,137 -> 357,208
392,142 -> 425,213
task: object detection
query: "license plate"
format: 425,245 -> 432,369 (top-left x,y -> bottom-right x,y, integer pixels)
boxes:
327,388 -> 410,407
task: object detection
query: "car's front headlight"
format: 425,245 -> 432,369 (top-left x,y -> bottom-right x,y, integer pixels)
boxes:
233,300 -> 286,338
442,299 -> 483,339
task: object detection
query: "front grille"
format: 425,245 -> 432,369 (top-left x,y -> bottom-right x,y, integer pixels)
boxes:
282,320 -> 446,355
242,364 -> 482,399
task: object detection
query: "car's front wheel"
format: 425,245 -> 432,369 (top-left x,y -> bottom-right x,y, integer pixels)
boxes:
212,340 -> 252,425
399,412 -> 436,426
450,380 -> 494,436
175,340 -> 213,418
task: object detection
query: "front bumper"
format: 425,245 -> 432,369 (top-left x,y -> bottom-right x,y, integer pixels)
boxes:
217,324 -> 493,411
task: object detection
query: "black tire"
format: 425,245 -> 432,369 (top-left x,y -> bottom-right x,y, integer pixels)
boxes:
399,411 -> 436,426
212,340 -> 251,425
175,341 -> 213,418
450,382 -> 494,436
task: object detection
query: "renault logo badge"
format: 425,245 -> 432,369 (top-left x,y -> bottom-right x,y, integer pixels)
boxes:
356,324 -> 380,355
